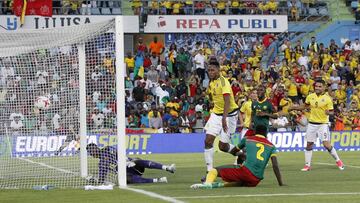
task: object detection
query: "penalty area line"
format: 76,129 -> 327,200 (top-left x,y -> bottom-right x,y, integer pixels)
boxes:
122,186 -> 185,203
172,192 -> 360,199
17,157 -> 78,175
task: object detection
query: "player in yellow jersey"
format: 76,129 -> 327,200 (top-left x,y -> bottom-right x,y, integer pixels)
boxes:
239,89 -> 257,138
203,59 -> 240,173
289,79 -> 344,171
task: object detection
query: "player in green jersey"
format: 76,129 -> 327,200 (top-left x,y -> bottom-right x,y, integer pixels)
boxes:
190,124 -> 284,189
251,85 -> 279,134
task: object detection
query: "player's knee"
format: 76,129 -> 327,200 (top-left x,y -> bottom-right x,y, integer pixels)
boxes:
204,135 -> 215,148
218,142 -> 229,152
305,145 -> 313,151
204,139 -> 214,149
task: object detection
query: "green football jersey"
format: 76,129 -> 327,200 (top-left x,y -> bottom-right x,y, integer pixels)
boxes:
238,135 -> 277,180
251,99 -> 274,131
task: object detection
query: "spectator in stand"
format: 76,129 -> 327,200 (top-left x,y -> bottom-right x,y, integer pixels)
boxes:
132,81 -> 145,102
167,114 -> 180,133
179,111 -> 191,133
175,78 -> 188,99
149,109 -> 163,130
125,52 -> 135,76
167,43 -> 178,77
149,37 -> 165,56
176,47 -> 190,77
351,38 -> 360,52
150,52 -> 160,68
159,64 -> 169,82
63,0 -> 81,15
131,0 -> 142,15
307,36 -> 320,53
147,65 -> 159,86
216,0 -> 227,14
194,49 -> 206,83
9,111 -> 24,132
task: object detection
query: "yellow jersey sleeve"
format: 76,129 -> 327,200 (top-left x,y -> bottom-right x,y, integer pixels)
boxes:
220,77 -> 232,95
326,95 -> 334,110
240,102 -> 247,113
305,94 -> 311,105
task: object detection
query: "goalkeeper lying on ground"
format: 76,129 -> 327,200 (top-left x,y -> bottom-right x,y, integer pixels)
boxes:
86,143 -> 176,184
191,124 -> 284,189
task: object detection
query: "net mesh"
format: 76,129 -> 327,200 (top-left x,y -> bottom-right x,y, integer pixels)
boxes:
0,19 -> 118,188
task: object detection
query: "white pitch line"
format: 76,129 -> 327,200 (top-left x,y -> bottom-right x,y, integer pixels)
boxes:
316,162 -> 360,169
172,192 -> 360,199
17,157 -> 77,175
121,186 -> 185,203
17,157 -> 183,203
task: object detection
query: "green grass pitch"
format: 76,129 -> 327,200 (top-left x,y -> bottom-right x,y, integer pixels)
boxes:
1,151 -> 360,203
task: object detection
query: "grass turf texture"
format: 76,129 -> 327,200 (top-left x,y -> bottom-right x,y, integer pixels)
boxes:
1,151 -> 360,203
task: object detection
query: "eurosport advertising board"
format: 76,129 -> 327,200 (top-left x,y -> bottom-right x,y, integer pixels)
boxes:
9,131 -> 360,158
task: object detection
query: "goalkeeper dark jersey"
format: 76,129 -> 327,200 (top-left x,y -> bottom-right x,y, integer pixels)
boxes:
98,146 -> 118,183
237,135 -> 277,180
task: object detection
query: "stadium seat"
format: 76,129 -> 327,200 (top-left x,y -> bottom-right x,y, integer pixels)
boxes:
112,8 -> 122,15
318,7 -> 328,16
101,8 -> 111,15
91,8 -> 101,15
309,8 -> 318,16
351,1 -> 359,10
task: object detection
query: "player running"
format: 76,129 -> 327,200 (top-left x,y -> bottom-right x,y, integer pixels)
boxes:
86,143 -> 176,184
191,124 -> 284,189
288,79 -> 344,171
203,58 -> 240,173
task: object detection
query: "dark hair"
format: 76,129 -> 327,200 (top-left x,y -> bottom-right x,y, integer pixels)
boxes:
314,79 -> 326,85
255,124 -> 268,136
209,58 -> 220,68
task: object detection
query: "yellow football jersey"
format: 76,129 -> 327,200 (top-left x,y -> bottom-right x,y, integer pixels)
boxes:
305,93 -> 333,123
240,100 -> 252,128
207,76 -> 239,115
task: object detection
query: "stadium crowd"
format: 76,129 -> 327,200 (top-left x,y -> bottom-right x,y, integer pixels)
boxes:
123,34 -> 360,133
0,0 -> 330,21
1,31 -> 360,135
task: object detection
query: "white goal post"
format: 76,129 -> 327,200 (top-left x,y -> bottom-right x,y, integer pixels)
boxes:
0,16 -> 127,188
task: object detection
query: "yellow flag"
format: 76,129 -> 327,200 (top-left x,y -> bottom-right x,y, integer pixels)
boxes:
138,66 -> 145,78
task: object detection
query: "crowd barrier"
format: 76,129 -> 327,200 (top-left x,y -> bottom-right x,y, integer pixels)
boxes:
6,131 -> 360,157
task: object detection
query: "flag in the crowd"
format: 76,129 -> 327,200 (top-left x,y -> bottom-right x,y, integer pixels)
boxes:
138,66 -> 145,78
13,0 -> 52,25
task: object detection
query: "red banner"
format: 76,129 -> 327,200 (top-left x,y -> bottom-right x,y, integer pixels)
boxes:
13,0 -> 52,17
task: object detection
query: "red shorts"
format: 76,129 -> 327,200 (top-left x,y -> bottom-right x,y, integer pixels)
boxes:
219,166 -> 260,187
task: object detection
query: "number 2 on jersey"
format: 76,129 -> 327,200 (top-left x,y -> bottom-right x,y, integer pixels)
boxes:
256,143 -> 265,161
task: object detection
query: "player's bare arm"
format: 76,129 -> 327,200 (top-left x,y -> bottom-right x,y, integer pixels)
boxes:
288,103 -> 310,112
222,93 -> 230,133
271,156 -> 284,186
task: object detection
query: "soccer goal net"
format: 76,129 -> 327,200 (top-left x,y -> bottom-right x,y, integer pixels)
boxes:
0,17 -> 126,189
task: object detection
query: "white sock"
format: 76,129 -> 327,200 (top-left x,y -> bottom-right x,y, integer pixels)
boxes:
305,150 -> 312,166
162,165 -> 167,170
328,147 -> 340,162
204,148 -> 215,172
153,178 -> 158,183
